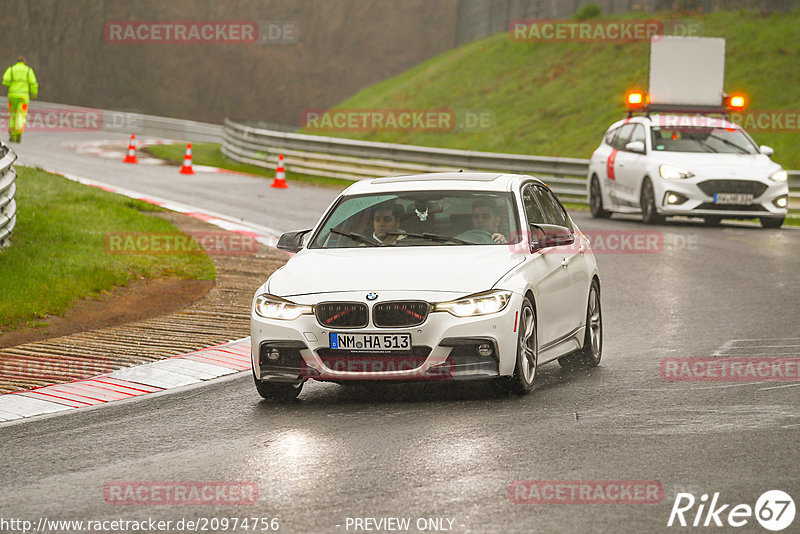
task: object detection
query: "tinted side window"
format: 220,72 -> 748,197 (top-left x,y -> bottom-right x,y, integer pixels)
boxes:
613,123 -> 636,150
628,124 -> 646,147
522,185 -> 546,226
535,187 -> 569,228
604,127 -> 618,146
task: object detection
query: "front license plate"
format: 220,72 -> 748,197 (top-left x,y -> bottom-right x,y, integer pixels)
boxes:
329,332 -> 411,352
714,193 -> 754,205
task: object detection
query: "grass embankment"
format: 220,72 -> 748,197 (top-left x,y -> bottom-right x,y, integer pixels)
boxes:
0,167 -> 215,330
315,10 -> 800,170
143,143 -> 352,188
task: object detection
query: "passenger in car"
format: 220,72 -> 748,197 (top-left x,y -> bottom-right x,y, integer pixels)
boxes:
472,199 -> 507,244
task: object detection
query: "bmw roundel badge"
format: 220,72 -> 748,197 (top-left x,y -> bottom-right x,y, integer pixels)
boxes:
366,292 -> 378,301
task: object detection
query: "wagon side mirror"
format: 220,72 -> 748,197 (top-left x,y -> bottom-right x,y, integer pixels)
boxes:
625,140 -> 646,154
760,145 -> 774,157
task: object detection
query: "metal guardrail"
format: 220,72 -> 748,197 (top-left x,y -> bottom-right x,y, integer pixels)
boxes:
221,119 -> 590,202
0,142 -> 18,249
222,119 -> 800,210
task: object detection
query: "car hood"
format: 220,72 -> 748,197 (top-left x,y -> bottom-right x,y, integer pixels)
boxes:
652,152 -> 781,179
268,246 -> 525,297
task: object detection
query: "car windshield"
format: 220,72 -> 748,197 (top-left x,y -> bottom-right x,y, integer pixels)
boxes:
309,190 -> 521,248
650,126 -> 758,154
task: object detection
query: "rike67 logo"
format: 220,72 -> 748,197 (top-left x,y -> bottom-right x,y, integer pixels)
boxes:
668,490 -> 795,531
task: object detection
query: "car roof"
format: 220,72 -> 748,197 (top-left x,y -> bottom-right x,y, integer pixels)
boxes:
606,114 -> 738,131
342,172 -> 545,195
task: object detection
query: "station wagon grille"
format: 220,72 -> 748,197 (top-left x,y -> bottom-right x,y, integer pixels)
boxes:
315,302 -> 368,328
373,301 -> 430,327
696,180 -> 768,198
695,203 -> 765,212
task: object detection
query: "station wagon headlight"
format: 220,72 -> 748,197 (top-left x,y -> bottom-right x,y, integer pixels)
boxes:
254,294 -> 313,320
659,164 -> 694,180
769,170 -> 788,183
433,291 -> 512,317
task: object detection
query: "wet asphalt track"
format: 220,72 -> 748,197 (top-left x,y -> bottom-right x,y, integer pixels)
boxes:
1,131 -> 799,533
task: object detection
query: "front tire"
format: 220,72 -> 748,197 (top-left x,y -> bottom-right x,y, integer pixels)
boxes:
640,178 -> 663,224
495,297 -> 537,395
760,217 -> 784,229
254,377 -> 303,401
589,176 -> 611,219
559,280 -> 602,370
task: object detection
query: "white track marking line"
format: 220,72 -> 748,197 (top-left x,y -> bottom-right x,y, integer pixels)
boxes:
759,383 -> 800,391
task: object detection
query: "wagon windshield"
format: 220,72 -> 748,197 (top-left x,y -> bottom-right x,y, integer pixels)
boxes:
650,126 -> 758,154
309,191 -> 521,248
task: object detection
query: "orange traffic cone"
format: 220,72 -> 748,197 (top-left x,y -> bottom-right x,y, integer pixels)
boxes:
179,143 -> 195,175
271,154 -> 288,188
123,134 -> 138,164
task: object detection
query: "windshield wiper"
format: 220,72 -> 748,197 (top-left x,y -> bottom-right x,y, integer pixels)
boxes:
708,134 -> 751,154
329,228 -> 383,246
384,231 -> 472,245
697,140 -> 719,153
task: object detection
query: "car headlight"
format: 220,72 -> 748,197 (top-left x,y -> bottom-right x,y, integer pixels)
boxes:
254,294 -> 313,320
659,164 -> 694,180
433,290 -> 512,317
770,170 -> 788,183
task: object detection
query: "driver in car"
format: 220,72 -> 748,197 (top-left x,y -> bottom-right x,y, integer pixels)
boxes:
371,203 -> 406,245
472,199 -> 507,244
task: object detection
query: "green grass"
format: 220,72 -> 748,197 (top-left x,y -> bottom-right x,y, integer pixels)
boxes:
143,143 -> 352,188
0,167 -> 216,330
305,9 -> 800,170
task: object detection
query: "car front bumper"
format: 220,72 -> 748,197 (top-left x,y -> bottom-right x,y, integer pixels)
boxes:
251,291 -> 524,383
655,178 -> 789,219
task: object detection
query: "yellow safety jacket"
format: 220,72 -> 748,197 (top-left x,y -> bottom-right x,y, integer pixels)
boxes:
3,61 -> 38,102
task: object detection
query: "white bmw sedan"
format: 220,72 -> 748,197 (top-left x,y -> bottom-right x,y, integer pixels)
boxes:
251,172 -> 601,400
587,115 -> 789,228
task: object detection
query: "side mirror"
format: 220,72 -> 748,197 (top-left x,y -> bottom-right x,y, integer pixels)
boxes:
625,140 -> 646,154
529,223 -> 575,252
760,145 -> 774,157
277,229 -> 312,253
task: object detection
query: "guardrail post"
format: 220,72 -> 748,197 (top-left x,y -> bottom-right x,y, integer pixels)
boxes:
0,141 -> 18,250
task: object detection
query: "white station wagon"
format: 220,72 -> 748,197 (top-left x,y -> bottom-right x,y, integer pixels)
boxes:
251,172 -> 602,400
587,114 -> 789,228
